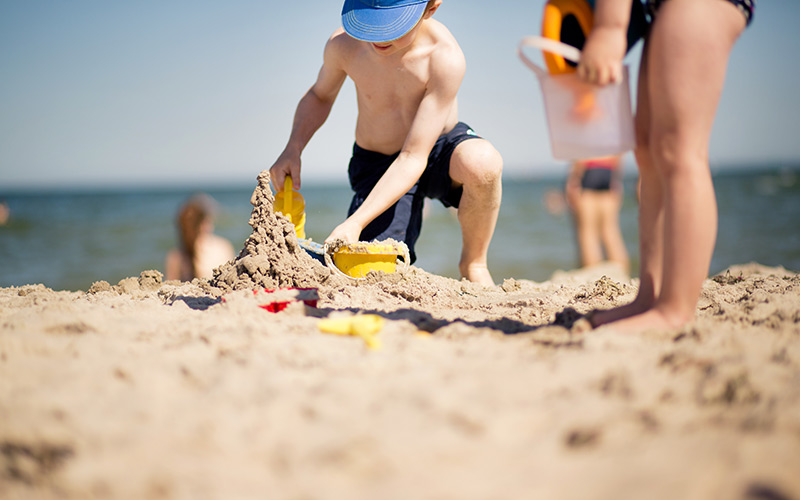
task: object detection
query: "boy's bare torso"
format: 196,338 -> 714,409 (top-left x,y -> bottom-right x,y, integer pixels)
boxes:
328,19 -> 463,155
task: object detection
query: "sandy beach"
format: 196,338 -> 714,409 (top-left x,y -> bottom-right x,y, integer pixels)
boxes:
2,173 -> 799,500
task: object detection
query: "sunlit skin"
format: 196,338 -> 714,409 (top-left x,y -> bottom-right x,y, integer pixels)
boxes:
577,0 -> 747,332
269,1 -> 502,286
566,156 -> 629,274
367,16 -> 427,55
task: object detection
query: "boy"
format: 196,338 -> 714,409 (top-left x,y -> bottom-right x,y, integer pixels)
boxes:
268,0 -> 502,286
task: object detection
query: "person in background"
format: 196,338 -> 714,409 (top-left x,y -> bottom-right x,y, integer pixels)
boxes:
565,155 -> 629,275
0,200 -> 9,226
165,194 -> 235,281
577,0 -> 753,331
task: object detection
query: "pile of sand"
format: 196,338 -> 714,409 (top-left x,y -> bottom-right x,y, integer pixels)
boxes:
211,171 -> 346,292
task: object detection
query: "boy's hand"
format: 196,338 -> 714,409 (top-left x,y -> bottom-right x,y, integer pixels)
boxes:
577,26 -> 627,85
325,219 -> 364,245
269,148 -> 302,192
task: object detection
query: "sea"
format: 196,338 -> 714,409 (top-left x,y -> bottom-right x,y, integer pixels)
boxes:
1,166 -> 799,292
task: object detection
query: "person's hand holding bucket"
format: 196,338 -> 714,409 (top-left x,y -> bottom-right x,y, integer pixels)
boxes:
576,26 -> 628,86
325,218 -> 363,248
518,35 -> 635,160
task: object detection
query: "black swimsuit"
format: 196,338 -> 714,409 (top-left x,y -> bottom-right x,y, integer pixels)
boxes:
346,122 -> 482,263
646,0 -> 755,25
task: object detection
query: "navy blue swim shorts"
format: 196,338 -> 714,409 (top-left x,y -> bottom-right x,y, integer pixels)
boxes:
346,121 -> 482,263
581,168 -> 614,191
646,0 -> 754,25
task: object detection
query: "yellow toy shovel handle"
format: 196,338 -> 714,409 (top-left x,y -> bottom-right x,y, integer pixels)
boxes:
283,175 -> 293,215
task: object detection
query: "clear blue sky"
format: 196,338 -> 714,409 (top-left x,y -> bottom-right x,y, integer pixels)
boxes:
1,1 -> 799,189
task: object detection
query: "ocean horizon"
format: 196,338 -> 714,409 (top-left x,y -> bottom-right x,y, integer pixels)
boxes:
1,165 -> 798,292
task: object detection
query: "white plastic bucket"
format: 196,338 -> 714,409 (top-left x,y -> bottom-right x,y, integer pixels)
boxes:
518,36 -> 635,160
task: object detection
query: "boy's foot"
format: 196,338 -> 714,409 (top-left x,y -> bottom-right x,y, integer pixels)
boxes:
460,263 -> 494,287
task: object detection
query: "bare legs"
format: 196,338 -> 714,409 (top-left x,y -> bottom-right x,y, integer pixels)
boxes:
574,192 -> 605,268
591,0 -> 745,331
599,192 -> 629,274
573,189 -> 629,274
449,138 -> 503,287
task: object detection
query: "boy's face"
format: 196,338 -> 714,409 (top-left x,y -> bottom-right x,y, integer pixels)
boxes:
369,22 -> 421,55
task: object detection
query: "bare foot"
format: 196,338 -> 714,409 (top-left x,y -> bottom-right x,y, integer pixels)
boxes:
590,300 -> 651,328
460,263 -> 494,287
602,308 -> 690,334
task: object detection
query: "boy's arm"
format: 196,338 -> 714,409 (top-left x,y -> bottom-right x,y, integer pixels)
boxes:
577,0 -> 632,85
326,47 -> 465,244
269,33 -> 348,191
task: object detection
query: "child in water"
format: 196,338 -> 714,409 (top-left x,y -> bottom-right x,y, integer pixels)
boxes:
565,155 -> 629,275
577,0 -> 754,331
165,194 -> 235,281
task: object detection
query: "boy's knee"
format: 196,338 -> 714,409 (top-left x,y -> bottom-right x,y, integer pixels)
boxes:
453,140 -> 503,186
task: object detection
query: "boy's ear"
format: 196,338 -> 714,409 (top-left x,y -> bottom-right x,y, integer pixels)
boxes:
424,0 -> 442,19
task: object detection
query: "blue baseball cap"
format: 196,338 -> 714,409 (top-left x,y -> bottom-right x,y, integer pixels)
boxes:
342,0 -> 429,43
